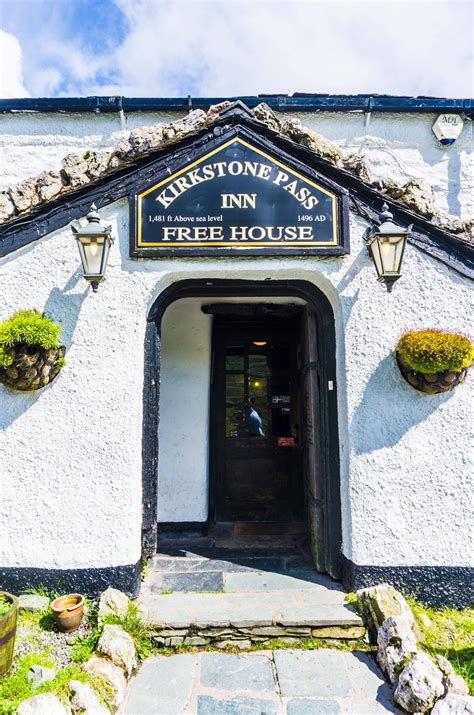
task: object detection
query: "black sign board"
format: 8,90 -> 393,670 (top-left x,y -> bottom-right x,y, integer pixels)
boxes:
130,137 -> 348,256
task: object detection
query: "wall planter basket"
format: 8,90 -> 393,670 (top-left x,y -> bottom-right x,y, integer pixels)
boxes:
396,329 -> 473,395
0,309 -> 66,391
0,592 -> 19,677
51,594 -> 84,633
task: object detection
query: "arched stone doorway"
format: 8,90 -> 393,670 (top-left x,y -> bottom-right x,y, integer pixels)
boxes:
143,279 -> 343,580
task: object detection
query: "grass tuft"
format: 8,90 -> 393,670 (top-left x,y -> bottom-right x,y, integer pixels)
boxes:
406,597 -> 474,694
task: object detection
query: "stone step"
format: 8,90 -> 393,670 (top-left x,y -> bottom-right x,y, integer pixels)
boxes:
139,590 -> 364,648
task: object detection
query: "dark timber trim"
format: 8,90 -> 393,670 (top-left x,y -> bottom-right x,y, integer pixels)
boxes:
1,105 -> 472,277
0,562 -> 141,599
342,557 -> 474,608
1,94 -> 472,115
144,279 -> 343,580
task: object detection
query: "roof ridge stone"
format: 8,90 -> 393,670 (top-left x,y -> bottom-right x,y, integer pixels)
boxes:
0,101 -> 472,245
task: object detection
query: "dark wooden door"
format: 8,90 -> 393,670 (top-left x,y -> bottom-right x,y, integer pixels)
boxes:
211,317 -> 304,523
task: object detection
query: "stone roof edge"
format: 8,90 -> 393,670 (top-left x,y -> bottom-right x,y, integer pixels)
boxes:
0,101 -> 472,279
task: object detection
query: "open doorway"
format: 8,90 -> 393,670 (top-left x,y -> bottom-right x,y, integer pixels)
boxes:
209,307 -> 304,531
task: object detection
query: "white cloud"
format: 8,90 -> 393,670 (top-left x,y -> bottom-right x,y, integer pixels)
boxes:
96,0 -> 474,97
0,30 -> 30,98
1,1 -> 473,98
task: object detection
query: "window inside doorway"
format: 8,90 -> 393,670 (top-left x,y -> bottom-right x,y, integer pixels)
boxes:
224,340 -> 293,439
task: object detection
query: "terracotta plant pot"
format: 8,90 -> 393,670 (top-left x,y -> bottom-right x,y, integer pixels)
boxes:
396,352 -> 469,394
51,594 -> 85,633
0,592 -> 19,677
0,343 -> 66,391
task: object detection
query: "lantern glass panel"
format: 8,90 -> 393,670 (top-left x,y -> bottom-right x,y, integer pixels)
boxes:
380,235 -> 404,274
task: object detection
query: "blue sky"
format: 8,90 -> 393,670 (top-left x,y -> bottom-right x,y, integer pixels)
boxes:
0,0 -> 473,98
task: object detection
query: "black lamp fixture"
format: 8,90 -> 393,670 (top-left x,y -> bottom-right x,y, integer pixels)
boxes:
367,203 -> 411,292
71,204 -> 114,292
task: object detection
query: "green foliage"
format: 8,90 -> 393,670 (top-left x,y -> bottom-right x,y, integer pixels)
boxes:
70,629 -> 101,664
0,309 -> 62,367
140,560 -> 150,582
0,594 -> 13,617
397,329 -> 474,374
55,357 -> 67,369
0,649 -> 55,714
407,597 -> 474,695
22,584 -> 59,600
102,601 -> 155,661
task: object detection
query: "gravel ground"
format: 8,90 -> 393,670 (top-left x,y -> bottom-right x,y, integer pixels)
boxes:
12,605 -> 96,671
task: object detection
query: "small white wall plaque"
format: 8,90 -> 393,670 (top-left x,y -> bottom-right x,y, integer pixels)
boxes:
432,114 -> 464,146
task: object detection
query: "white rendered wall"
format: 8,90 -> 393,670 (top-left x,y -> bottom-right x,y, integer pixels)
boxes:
0,196 -> 472,572
158,299 -> 213,523
1,110 -> 472,218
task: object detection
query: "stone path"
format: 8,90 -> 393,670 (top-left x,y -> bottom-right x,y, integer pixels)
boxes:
121,650 -> 402,714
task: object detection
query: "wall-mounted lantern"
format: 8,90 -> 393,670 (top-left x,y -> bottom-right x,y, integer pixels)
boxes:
367,204 -> 411,292
71,204 -> 114,292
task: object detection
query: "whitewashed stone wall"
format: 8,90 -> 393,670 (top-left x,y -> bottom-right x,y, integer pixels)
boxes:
0,192 -> 472,572
1,110 -> 472,218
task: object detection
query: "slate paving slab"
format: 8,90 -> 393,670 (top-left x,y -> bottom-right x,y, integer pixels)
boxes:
287,699 -> 341,714
122,650 -> 401,715
197,695 -> 278,714
200,653 -> 275,692
274,650 -> 352,698
122,653 -> 197,714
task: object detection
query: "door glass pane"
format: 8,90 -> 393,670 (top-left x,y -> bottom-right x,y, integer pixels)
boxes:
226,406 -> 244,438
226,374 -> 244,405
226,346 -> 244,371
248,376 -> 268,435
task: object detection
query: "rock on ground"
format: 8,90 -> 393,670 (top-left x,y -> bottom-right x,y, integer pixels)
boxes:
27,664 -> 56,690
83,654 -> 127,707
394,651 -> 445,712
17,693 -> 68,715
357,583 -> 415,638
97,624 -> 137,676
69,679 -> 109,715
377,615 -> 418,683
98,587 -> 129,620
435,655 -> 470,696
18,594 -> 50,612
432,694 -> 474,714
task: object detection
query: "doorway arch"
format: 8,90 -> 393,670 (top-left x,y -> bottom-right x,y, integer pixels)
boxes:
143,279 -> 343,579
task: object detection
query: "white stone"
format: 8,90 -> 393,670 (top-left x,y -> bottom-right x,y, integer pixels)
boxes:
98,587 -> 129,620
435,655 -> 469,696
27,664 -> 56,689
377,616 -> 418,683
69,679 -> 108,714
17,693 -> 68,715
432,695 -> 474,714
394,652 -> 445,712
18,594 -> 50,612
357,583 -> 415,634
83,654 -> 128,707
97,624 -> 137,676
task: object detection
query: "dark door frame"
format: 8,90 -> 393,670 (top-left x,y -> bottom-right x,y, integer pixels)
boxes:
143,279 -> 343,579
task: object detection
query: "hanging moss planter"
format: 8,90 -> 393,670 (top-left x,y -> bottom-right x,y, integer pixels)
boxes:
0,309 -> 66,391
395,329 -> 473,394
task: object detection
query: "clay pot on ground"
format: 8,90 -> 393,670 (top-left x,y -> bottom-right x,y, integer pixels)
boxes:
0,592 -> 19,676
51,594 -> 85,633
0,343 -> 66,391
396,352 -> 469,394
